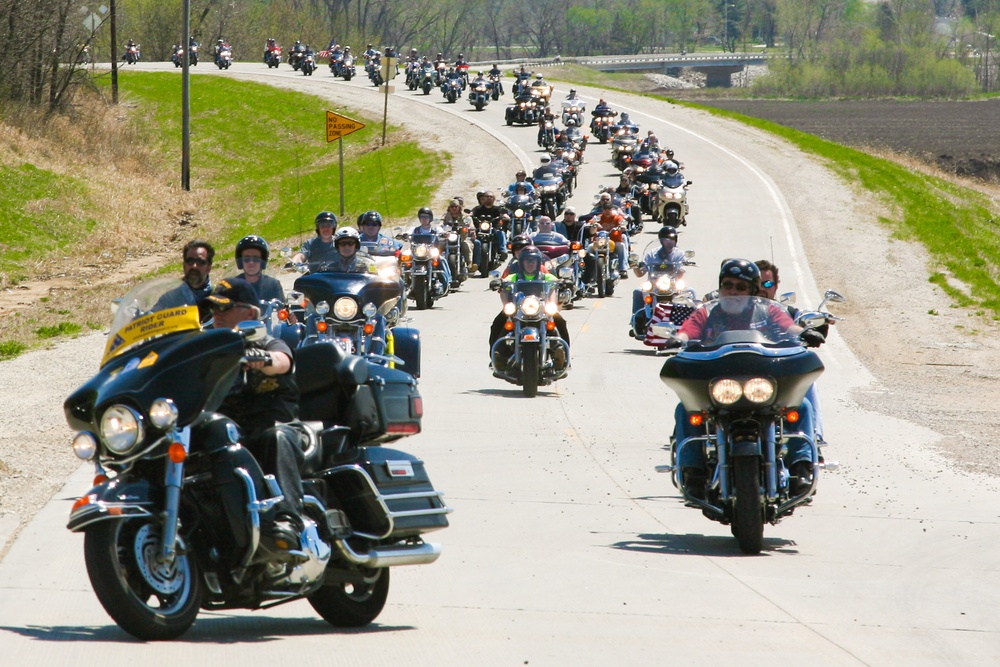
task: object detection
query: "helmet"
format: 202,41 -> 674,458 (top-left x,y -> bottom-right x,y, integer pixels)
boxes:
569,88 -> 577,95
295,40 -> 301,45
417,206 -> 433,219
359,210 -> 383,227
621,112 -> 630,122
334,227 -> 361,247
665,149 -> 675,159
535,73 -> 543,80
315,210 -> 338,232
657,226 -> 678,242
437,52 -> 443,58
410,48 -> 417,53
719,258 -> 761,294
345,46 -> 351,51
518,247 -> 544,271
510,234 -> 532,254
235,235 -> 270,270
217,39 -> 224,44
458,53 -> 464,59
540,154 -> 551,164
664,161 -> 679,174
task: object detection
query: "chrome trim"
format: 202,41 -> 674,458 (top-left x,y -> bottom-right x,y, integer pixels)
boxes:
334,538 -> 442,568
158,426 -> 190,563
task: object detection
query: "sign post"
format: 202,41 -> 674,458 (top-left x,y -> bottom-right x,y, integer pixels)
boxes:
380,55 -> 397,146
325,111 -> 366,217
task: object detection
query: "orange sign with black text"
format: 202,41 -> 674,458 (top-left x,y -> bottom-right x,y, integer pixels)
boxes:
325,110 -> 365,142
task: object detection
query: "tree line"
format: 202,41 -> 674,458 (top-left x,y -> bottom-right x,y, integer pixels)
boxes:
5,0 -> 1000,111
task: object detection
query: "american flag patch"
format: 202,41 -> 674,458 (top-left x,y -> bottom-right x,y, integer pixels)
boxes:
643,301 -> 696,347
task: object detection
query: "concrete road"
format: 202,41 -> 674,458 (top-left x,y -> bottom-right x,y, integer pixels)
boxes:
0,62 -> 996,666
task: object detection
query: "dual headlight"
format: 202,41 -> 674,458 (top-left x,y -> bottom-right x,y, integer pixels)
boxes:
74,398 -> 179,460
710,378 -> 775,405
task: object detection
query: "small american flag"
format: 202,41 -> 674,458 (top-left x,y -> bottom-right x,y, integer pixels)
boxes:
643,300 -> 696,347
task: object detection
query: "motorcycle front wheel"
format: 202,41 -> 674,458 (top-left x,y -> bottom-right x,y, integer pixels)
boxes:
733,456 -> 765,554
84,519 -> 202,640
413,274 -> 432,310
309,566 -> 390,627
595,257 -> 606,298
521,344 -> 539,397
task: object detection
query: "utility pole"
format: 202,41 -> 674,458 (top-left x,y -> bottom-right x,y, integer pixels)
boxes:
181,0 -> 191,190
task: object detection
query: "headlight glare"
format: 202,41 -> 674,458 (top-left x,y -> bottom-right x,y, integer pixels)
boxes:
71,431 -> 99,460
743,378 -> 775,403
710,379 -> 743,405
100,404 -> 144,454
149,398 -> 178,429
334,297 -> 358,320
521,296 -> 541,316
655,276 -> 671,291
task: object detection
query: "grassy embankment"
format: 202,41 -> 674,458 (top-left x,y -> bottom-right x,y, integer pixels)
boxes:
548,64 -> 1000,318
0,72 -> 445,359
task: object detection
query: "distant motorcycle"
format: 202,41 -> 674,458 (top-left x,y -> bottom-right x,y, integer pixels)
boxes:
300,51 -> 317,76
123,44 -> 141,64
265,45 -> 282,68
215,46 -> 233,70
468,81 -> 491,110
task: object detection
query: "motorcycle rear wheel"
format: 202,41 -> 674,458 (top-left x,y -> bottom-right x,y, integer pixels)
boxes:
84,519 -> 202,640
309,566 -> 390,627
733,456 -> 765,554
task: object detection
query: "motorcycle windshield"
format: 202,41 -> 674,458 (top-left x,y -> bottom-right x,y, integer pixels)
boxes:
410,232 -> 438,245
662,173 -> 685,188
294,271 -> 399,311
102,277 -> 204,367
512,280 -> 553,299
361,239 -> 399,256
682,297 -> 800,349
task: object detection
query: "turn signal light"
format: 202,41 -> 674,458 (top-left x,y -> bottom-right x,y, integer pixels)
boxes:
277,309 -> 289,322
72,494 -> 96,512
317,320 -> 328,333
504,320 -> 514,331
363,323 -> 375,334
92,474 -> 108,486
546,321 -> 556,331
689,413 -> 704,427
785,409 -> 800,423
644,295 -> 653,304
168,442 -> 187,463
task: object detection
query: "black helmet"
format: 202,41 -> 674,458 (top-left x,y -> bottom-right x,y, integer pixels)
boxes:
334,227 -> 361,247
518,247 -> 544,271
235,235 -> 270,270
417,207 -> 434,220
657,226 -> 678,242
359,210 -> 383,227
314,210 -> 338,232
719,258 -> 761,295
510,234 -> 532,254
665,149 -> 675,158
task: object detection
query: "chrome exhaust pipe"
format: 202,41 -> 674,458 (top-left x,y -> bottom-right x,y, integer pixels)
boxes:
334,539 -> 442,567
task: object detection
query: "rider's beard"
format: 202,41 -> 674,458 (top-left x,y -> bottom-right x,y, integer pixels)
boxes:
184,270 -> 205,288
718,295 -> 747,315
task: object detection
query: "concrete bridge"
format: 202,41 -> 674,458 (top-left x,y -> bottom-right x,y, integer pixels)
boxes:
578,53 -> 772,87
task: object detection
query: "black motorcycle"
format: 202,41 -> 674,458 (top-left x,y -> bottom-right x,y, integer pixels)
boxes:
398,232 -> 450,310
472,212 -> 507,278
64,277 -> 449,639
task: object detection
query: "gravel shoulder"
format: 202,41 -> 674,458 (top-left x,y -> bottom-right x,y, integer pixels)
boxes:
3,75 -> 996,559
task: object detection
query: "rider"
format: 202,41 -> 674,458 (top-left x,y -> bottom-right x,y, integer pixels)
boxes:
214,38 -> 227,62
639,131 -> 660,152
536,106 -> 558,146
670,259 -> 824,497
408,207 -> 453,287
264,37 -> 279,62
489,246 -> 568,371
582,194 -> 630,279
323,228 -> 377,274
442,199 -> 478,277
209,277 -> 305,554
155,240 -> 215,318
235,235 -> 284,303
616,112 -> 639,134
357,210 -> 401,251
291,211 -> 339,271
471,190 -> 509,265
631,225 -> 686,312
532,154 -> 558,181
530,216 -> 570,246
506,170 -> 536,198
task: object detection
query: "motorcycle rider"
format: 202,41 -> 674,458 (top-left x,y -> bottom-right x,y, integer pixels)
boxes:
615,112 -> 639,134
357,210 -> 401,251
639,131 -> 661,153
291,211 -> 340,271
506,170 -> 536,198
499,233 -> 549,279
442,199 -> 478,276
235,235 -> 284,303
489,247 -> 569,372
208,277 -> 305,554
488,63 -> 504,95
536,106 -> 558,147
214,38 -> 226,64
408,207 -> 453,287
581,193 -> 630,280
324,227 -> 377,274
558,206 -> 578,240
471,190 -> 509,266
530,216 -> 569,246
562,88 -> 584,111
532,153 -> 559,181
669,259 -> 824,498
154,240 -> 215,318
631,225 -> 686,313
756,258 -> 828,445
289,40 -> 306,68
264,37 -> 279,63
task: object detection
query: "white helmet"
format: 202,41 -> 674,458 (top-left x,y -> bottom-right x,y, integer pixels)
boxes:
540,154 -> 551,164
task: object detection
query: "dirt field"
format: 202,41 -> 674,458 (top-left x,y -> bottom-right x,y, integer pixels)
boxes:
676,98 -> 1000,182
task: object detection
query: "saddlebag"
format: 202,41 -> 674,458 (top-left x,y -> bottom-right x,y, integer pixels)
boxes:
322,446 -> 449,540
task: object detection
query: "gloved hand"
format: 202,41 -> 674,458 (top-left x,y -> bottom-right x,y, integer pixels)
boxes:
243,346 -> 273,366
800,329 -> 825,348
662,336 -> 683,349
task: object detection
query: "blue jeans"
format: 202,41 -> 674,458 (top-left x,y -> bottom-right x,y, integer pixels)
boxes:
674,394 -> 817,470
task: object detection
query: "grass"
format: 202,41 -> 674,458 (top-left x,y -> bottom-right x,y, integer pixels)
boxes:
0,73 -> 447,359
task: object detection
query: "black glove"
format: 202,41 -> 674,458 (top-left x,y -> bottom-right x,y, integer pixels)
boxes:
662,337 -> 683,349
243,346 -> 273,366
800,329 -> 825,348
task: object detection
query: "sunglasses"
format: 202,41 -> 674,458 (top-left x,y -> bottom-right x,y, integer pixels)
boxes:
720,280 -> 751,292
211,301 -> 253,313
361,221 -> 380,226
184,257 -> 208,266
241,256 -> 263,264
761,280 -> 776,289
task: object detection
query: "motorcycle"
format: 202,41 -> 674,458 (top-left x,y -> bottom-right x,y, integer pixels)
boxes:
532,171 -> 565,220
612,130 -> 639,171
366,55 -> 383,86
472,213 -> 507,278
505,92 -> 538,126
440,220 -> 472,288
64,277 -> 449,639
340,54 -> 356,80
536,242 -> 585,309
398,232 -> 450,310
123,44 -> 140,64
538,119 -> 556,149
171,46 -> 184,68
265,46 -> 282,68
468,81 -> 491,110
561,102 -> 585,127
289,48 -> 305,71
504,193 -> 536,237
216,46 -> 233,70
590,111 -> 616,143
490,279 -> 570,397
442,77 -> 462,104
655,295 -> 839,554
189,44 -> 199,66
420,67 -> 435,94
656,172 -> 692,226
300,51 -> 317,76
584,226 -> 622,298
629,245 -> 698,343
488,73 -> 504,100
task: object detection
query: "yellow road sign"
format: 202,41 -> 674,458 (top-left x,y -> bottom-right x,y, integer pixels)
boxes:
326,110 -> 365,142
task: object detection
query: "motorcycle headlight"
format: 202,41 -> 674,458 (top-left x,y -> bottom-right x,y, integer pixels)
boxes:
743,378 -> 775,404
71,431 -> 99,461
520,296 -> 541,316
100,404 -> 144,454
655,276 -> 671,291
430,247 -> 441,259
641,280 -> 653,292
596,237 -> 608,248
544,301 -> 559,315
514,209 -> 524,218
414,245 -> 429,259
675,278 -> 686,290
149,398 -> 178,430
316,301 -> 331,316
448,233 -> 459,242
363,302 -> 378,318
334,297 -> 358,320
503,302 -> 516,316
378,265 -> 399,280
710,379 -> 743,405
480,222 -> 491,232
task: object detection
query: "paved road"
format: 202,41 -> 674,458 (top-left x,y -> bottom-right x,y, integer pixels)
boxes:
0,62 -> 997,665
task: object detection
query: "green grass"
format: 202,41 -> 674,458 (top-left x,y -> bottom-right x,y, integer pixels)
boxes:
35,322 -> 82,339
110,72 -> 443,246
0,340 -> 26,360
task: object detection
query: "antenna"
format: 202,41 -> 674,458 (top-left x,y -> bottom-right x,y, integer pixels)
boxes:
769,236 -> 774,264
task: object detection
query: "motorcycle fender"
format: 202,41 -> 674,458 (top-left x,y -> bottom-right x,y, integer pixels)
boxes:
67,477 -> 159,532
730,440 -> 762,457
520,327 -> 541,343
413,265 -> 429,276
